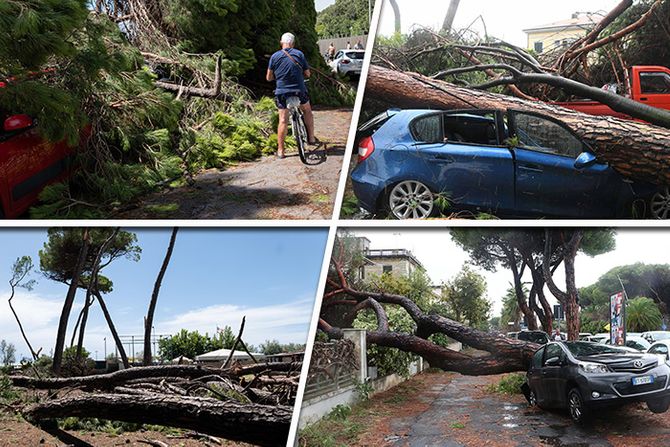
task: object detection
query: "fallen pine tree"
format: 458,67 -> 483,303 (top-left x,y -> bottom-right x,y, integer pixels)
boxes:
9,362 -> 302,447
365,64 -> 670,186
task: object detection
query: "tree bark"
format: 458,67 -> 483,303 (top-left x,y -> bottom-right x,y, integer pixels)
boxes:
53,229 -> 91,376
365,65 -> 670,185
144,227 -> 178,366
23,393 -> 291,447
388,0 -> 401,34
441,0 -> 460,33
94,289 -> 130,369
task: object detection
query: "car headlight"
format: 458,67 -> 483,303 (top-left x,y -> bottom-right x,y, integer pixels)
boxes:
578,361 -> 610,373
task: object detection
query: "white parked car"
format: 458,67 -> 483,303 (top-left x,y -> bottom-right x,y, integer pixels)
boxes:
328,49 -> 365,76
585,333 -> 609,343
648,339 -> 670,362
605,335 -> 651,351
642,331 -> 670,343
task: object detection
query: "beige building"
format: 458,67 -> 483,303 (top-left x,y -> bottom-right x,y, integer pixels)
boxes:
355,236 -> 424,279
523,13 -> 603,54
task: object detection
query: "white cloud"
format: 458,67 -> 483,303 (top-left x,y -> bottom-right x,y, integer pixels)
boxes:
0,290 -> 80,360
154,297 -> 316,346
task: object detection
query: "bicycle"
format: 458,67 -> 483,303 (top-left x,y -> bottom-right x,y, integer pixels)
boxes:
286,94 -> 309,164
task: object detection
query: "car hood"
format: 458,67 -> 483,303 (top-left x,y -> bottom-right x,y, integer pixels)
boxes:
575,353 -> 659,371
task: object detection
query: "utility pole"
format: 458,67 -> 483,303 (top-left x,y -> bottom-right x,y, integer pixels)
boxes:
441,0 -> 461,33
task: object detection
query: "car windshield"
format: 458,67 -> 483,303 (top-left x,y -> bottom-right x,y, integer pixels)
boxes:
345,51 -> 365,59
518,332 -> 548,344
653,332 -> 670,340
564,341 -> 629,356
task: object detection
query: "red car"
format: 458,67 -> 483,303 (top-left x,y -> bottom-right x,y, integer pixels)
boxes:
0,111 -> 82,218
555,66 -> 670,120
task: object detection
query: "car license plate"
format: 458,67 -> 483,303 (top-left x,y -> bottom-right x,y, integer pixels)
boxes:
632,375 -> 654,386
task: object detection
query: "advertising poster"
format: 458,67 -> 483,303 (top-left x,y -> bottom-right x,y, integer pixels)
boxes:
610,292 -> 625,345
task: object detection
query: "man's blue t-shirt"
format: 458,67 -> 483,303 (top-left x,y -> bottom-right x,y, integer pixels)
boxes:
268,48 -> 309,95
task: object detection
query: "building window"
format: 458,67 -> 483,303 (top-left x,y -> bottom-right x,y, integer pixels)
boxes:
383,265 -> 393,274
534,41 -> 543,53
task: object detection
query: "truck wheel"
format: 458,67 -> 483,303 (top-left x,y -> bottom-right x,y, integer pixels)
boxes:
647,397 -> 670,413
567,388 -> 590,423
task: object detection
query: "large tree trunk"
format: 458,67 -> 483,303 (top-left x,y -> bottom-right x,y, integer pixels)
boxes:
94,289 -> 130,368
144,227 -> 178,366
388,0 -> 401,34
441,0 -> 460,32
23,393 -> 291,447
53,229 -> 91,376
365,65 -> 670,185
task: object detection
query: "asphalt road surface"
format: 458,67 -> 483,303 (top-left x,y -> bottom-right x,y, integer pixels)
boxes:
366,372 -> 670,447
119,108 -> 352,220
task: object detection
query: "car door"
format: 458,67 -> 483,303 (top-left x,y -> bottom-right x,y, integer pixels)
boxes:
538,343 -> 566,407
648,343 -> 669,361
0,120 -> 71,217
638,70 -> 670,111
508,110 -> 627,218
527,346 -> 546,403
409,111 -> 515,213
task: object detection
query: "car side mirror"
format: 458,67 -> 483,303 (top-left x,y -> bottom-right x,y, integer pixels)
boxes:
545,356 -> 561,366
4,114 -> 33,132
574,151 -> 597,169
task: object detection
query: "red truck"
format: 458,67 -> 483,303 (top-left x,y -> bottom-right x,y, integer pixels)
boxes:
555,66 -> 670,119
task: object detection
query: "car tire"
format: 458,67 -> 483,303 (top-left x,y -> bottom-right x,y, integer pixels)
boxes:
649,187 -> 670,219
647,396 -> 670,413
567,388 -> 590,424
385,180 -> 435,220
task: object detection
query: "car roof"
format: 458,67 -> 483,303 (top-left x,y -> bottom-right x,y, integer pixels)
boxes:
649,339 -> 670,347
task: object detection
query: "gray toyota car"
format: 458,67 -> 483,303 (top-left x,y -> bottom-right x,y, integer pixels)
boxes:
522,341 -> 670,423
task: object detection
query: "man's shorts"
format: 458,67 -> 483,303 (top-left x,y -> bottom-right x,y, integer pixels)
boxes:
275,91 -> 310,110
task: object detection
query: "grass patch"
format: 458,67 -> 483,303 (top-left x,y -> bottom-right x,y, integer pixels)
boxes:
58,417 -> 182,436
339,193 -> 360,218
450,421 -> 466,429
487,373 -> 526,395
145,203 -> 179,216
300,404 -> 366,447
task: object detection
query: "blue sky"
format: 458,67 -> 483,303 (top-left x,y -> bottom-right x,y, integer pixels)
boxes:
0,228 -> 327,361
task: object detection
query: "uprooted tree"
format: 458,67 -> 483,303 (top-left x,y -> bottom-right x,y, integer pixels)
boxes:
367,0 -> 670,185
9,362 -> 301,447
319,230 -> 614,375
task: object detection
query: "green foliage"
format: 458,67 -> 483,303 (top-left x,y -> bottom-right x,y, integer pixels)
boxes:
627,297 -> 663,332
439,265 -> 490,327
0,374 -> 19,402
340,194 -> 361,218
316,0 -> 370,38
487,373 -> 525,395
258,340 -> 305,355
500,286 -> 522,331
328,404 -> 352,420
61,346 -> 94,377
354,380 -> 374,401
158,327 -> 237,360
0,340 -> 16,366
38,228 -> 140,292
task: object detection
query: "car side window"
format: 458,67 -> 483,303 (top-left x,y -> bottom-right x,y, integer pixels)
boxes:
543,344 -> 564,366
532,347 -> 545,368
512,112 -> 584,158
640,72 -> 670,94
443,112 -> 499,146
650,344 -> 669,355
627,341 -> 645,351
411,114 -> 442,144
335,51 -> 343,59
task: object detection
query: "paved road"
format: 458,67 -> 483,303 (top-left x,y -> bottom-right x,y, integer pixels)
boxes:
381,373 -> 670,447
119,108 -> 351,220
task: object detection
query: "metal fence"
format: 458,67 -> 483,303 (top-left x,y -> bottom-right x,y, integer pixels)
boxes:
303,339 -> 359,401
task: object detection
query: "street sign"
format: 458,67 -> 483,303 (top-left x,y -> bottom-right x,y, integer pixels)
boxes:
553,304 -> 564,320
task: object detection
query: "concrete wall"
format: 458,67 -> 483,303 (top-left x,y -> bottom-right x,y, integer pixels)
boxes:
317,34 -> 368,55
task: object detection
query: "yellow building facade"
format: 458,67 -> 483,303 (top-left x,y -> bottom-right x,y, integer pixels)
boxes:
524,13 -> 602,54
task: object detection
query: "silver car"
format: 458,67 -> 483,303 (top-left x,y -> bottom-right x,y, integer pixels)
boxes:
329,49 -> 365,76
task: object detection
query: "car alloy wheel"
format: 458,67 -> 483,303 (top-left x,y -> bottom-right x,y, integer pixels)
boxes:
388,180 -> 434,219
529,389 -> 537,407
568,389 -> 584,422
650,187 -> 670,219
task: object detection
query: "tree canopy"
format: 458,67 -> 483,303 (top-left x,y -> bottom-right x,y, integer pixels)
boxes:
157,327 -> 237,360
316,0 -> 370,39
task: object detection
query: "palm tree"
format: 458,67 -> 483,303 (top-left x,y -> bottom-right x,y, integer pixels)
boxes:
626,297 -> 663,332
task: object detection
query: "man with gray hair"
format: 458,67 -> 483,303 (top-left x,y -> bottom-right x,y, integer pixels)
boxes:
266,32 -> 318,159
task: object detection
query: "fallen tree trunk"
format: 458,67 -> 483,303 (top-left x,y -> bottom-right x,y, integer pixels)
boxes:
10,365 -> 223,390
365,64 -> 670,185
23,393 -> 291,447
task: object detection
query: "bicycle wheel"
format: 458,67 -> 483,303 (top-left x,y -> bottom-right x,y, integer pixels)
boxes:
291,110 -> 308,164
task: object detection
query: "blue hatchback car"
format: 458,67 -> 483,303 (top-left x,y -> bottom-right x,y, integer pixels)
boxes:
351,109 -> 668,219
